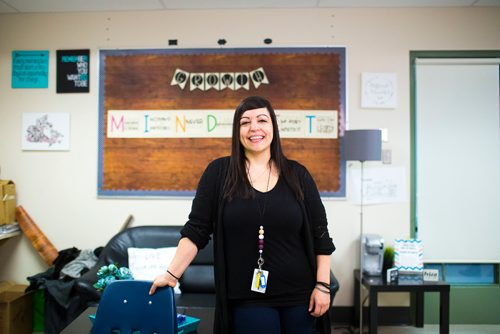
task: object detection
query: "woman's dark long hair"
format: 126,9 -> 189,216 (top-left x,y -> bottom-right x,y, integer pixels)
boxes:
223,96 -> 304,201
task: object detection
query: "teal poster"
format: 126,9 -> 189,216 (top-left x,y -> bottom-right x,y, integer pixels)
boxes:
12,50 -> 49,88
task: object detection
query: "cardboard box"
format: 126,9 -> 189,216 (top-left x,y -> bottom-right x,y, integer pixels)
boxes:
0,180 -> 16,226
0,282 -> 33,334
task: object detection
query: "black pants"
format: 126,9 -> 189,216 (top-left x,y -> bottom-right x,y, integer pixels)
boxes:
233,305 -> 315,334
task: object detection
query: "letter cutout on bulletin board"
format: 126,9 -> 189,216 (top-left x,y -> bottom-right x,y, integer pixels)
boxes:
98,47 -> 346,197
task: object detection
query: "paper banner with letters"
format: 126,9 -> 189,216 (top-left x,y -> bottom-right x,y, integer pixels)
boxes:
107,109 -> 337,139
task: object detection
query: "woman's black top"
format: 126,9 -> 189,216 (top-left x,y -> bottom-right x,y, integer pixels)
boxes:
223,177 -> 314,307
180,157 -> 335,334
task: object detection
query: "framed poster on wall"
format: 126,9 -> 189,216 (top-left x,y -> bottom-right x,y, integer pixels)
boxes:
97,47 -> 346,197
56,49 -> 90,93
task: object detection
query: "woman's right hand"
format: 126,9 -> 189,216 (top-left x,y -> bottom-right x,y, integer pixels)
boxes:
149,272 -> 177,295
149,237 -> 199,295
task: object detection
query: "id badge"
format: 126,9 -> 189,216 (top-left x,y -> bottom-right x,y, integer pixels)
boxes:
250,268 -> 269,293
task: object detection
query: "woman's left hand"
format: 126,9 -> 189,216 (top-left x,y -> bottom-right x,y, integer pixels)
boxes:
308,286 -> 331,317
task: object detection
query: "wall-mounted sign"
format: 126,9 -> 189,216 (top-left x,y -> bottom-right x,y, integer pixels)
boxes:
361,72 -> 397,109
12,50 -> 49,88
56,49 -> 90,93
22,113 -> 70,151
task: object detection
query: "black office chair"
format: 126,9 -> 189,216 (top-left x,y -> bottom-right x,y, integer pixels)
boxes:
330,271 -> 340,302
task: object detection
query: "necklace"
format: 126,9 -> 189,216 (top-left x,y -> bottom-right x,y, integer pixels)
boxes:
246,160 -> 272,192
248,160 -> 272,294
246,160 -> 271,227
255,162 -> 271,261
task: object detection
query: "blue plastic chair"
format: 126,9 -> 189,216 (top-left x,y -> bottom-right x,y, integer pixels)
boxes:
91,280 -> 177,334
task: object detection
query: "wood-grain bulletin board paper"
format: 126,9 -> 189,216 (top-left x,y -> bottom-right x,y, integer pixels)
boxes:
98,47 -> 346,197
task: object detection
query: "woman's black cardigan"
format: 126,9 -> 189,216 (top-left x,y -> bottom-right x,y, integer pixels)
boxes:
181,156 -> 336,334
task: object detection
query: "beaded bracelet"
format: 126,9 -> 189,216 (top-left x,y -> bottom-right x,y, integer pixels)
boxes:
167,269 -> 180,280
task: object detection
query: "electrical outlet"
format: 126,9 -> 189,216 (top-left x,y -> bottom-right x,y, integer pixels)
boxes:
382,149 -> 392,164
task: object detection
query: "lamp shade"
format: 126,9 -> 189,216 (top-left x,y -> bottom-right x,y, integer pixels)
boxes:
343,129 -> 382,162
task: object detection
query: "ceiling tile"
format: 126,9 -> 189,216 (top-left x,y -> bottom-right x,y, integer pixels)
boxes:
161,0 -> 318,10
1,0 -> 165,13
474,0 -> 500,6
318,0 -> 476,7
1,0 -> 498,14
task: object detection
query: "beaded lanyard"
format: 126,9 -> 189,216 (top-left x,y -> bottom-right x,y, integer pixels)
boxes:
248,161 -> 271,293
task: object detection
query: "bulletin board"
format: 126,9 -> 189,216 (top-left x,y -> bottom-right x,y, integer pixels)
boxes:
98,47 -> 346,197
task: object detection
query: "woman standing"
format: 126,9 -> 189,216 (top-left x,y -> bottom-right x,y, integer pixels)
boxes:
150,96 -> 335,334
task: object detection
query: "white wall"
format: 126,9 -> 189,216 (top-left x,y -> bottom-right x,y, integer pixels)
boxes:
0,7 -> 499,307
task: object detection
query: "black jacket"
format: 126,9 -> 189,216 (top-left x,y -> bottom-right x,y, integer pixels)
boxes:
181,156 -> 335,333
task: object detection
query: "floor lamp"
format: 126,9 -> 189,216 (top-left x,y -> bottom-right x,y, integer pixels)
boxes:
343,129 -> 382,333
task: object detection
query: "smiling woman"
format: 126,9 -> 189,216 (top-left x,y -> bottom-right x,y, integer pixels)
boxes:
239,107 -> 274,158
149,96 -> 336,334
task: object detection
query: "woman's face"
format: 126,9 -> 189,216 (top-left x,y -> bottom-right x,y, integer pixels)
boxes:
239,107 -> 274,156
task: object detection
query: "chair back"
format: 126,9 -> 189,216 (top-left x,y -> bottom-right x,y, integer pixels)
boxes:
91,280 -> 177,334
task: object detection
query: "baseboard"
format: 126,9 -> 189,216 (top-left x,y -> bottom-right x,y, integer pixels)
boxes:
330,306 -> 412,326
